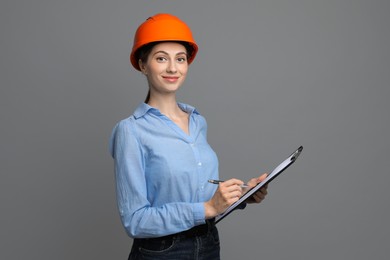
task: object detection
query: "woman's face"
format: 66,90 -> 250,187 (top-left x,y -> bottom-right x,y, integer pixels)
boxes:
139,42 -> 189,97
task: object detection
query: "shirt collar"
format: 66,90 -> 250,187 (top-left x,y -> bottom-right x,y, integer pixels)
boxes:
133,102 -> 200,119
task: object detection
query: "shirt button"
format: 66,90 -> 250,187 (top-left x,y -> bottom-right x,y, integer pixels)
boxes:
198,162 -> 202,166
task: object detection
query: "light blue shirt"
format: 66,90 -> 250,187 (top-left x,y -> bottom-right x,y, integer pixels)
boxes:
109,103 -> 219,238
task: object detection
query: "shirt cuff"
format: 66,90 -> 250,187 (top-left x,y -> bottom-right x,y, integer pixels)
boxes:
193,202 -> 206,226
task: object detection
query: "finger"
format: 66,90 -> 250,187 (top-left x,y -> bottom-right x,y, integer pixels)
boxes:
220,183 -> 244,193
222,178 -> 245,188
256,187 -> 268,197
248,174 -> 268,187
251,193 -> 263,203
254,191 -> 265,200
247,178 -> 259,188
221,188 -> 242,200
258,173 -> 268,181
259,187 -> 268,195
230,190 -> 243,199
230,193 -> 242,203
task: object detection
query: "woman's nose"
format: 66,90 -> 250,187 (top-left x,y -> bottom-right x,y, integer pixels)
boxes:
166,61 -> 177,73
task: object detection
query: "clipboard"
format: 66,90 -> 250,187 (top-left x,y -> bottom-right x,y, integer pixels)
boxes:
215,146 -> 303,224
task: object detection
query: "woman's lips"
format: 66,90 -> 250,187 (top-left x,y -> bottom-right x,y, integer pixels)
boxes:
162,76 -> 179,83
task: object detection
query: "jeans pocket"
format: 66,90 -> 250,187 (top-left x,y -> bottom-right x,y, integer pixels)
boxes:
210,227 -> 220,245
138,237 -> 176,255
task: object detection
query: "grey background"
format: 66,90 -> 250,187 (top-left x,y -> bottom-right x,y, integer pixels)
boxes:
1,0 -> 389,259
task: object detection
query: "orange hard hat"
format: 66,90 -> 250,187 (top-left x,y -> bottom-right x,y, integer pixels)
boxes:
130,13 -> 198,71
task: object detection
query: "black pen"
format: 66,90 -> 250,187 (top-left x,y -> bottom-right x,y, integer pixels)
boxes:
208,179 -> 249,188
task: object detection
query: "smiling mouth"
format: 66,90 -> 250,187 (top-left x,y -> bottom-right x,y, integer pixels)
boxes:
162,76 -> 179,82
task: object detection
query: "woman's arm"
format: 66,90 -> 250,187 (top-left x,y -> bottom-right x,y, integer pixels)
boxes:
110,119 -> 205,238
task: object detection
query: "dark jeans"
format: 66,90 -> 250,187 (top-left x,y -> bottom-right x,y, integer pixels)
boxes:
128,223 -> 220,260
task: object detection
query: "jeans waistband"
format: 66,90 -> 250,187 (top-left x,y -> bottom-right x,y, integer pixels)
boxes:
135,218 -> 216,243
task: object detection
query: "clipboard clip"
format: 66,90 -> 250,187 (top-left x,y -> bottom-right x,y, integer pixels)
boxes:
291,146 -> 303,162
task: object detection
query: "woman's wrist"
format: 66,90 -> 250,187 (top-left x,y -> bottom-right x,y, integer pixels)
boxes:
204,201 -> 218,219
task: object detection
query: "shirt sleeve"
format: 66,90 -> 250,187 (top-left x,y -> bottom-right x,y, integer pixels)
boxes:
109,119 -> 206,238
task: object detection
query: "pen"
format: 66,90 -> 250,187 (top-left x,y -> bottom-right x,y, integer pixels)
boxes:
208,179 -> 249,188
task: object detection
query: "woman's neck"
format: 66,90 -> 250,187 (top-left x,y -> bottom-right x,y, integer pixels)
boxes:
147,95 -> 183,117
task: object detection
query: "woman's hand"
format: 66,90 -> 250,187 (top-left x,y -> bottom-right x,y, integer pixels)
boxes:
204,178 -> 244,218
244,173 -> 268,204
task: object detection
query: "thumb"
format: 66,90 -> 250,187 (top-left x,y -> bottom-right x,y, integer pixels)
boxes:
258,173 -> 268,182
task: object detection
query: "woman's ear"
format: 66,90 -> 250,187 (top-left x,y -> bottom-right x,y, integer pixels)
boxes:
138,60 -> 147,75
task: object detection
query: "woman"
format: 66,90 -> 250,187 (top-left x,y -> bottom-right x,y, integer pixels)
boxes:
110,13 -> 268,260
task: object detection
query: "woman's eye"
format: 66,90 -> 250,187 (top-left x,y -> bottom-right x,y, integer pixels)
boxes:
156,57 -> 167,62
177,57 -> 187,62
